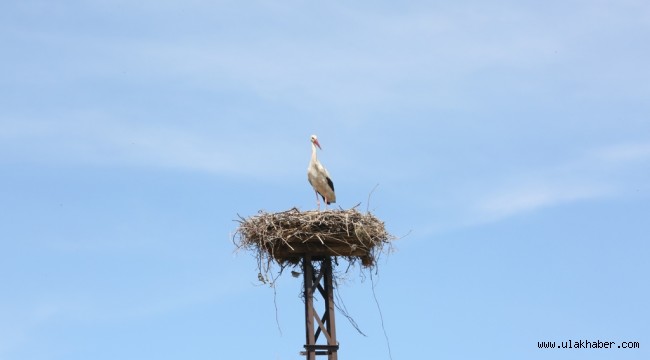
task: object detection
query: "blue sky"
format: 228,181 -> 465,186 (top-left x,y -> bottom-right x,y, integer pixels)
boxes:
1,1 -> 649,359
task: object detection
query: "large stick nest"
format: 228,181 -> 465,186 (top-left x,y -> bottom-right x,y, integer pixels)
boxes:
234,207 -> 393,272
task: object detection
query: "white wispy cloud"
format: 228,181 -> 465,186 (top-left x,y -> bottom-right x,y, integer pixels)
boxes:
594,142 -> 650,163
3,2 -> 588,114
467,141 -> 649,225
474,182 -> 609,224
0,115 -> 302,179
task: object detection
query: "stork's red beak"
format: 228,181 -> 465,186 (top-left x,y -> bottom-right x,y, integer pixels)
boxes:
313,139 -> 322,149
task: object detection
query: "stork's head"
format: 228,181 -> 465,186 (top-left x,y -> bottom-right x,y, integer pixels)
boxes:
310,134 -> 321,149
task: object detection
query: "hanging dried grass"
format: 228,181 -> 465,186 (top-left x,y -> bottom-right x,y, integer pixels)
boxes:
234,207 -> 393,276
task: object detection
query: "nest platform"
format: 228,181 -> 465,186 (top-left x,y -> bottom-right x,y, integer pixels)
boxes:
235,207 -> 392,267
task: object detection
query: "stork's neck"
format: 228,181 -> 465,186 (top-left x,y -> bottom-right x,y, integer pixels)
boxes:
311,143 -> 318,162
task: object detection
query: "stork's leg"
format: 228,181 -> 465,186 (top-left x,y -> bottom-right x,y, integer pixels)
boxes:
314,190 -> 321,210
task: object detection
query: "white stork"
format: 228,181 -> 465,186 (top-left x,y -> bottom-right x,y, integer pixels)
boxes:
307,135 -> 336,210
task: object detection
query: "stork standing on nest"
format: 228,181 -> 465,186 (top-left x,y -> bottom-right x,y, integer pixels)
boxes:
307,135 -> 336,210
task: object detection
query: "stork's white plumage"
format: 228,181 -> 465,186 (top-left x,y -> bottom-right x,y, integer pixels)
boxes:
307,135 -> 336,210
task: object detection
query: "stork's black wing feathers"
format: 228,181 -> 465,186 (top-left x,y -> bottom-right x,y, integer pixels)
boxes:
326,176 -> 334,192
325,176 -> 335,204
